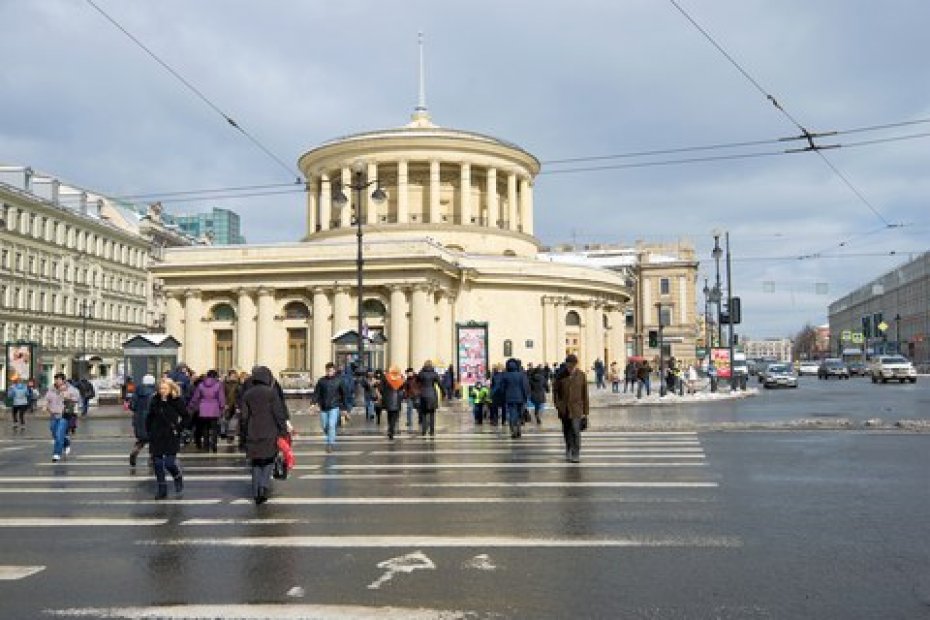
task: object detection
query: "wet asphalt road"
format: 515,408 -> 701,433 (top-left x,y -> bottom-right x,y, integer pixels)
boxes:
0,383 -> 928,619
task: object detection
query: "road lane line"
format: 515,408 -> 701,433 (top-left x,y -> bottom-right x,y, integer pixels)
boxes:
79,499 -> 224,506
0,487 -> 136,494
0,518 -> 166,527
0,565 -> 45,580
141,534 -> 741,549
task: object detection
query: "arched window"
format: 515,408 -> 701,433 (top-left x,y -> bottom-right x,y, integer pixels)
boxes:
362,299 -> 387,318
211,303 -> 236,321
503,249 -> 517,257
284,301 -> 310,319
565,310 -> 581,327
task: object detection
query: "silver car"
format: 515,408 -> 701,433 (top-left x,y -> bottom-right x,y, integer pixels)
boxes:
763,363 -> 798,389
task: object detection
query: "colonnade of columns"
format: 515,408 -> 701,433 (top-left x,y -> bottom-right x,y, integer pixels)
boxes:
541,296 -> 627,367
169,283 -> 458,376
304,160 -> 534,236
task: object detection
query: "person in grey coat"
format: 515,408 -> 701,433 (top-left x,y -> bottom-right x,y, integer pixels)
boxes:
241,366 -> 288,505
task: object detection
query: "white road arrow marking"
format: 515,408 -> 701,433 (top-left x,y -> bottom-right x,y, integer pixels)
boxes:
367,551 -> 436,590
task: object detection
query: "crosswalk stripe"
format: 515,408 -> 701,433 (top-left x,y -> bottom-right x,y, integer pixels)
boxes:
0,518 -> 166,527
317,462 -> 706,471
79,499 -> 223,506
0,487 -> 136,494
142,534 -> 741,549
406,481 -> 718,488
364,447 -> 705,455
0,565 -> 45,580
45,604 -> 472,619
0,475 -> 250,483
224,496 -> 712,506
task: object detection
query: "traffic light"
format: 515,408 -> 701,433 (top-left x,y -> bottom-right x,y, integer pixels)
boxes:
730,297 -> 741,324
648,330 -> 658,348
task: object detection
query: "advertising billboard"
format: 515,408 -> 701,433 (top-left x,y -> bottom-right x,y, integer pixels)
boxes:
711,347 -> 731,379
456,323 -> 489,388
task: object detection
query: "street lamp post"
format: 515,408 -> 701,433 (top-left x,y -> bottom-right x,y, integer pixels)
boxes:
711,232 -> 723,349
656,302 -> 667,397
331,162 -> 387,372
725,232 -> 736,390
702,278 -> 711,354
895,313 -> 902,355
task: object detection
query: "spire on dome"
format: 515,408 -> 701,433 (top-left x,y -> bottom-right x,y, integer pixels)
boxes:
408,31 -> 436,128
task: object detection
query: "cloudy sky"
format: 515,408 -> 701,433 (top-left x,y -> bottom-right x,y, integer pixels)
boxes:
2,0 -> 928,339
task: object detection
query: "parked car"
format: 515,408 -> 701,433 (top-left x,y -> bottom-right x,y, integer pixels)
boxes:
762,363 -> 798,389
756,360 -> 771,383
870,355 -> 917,384
846,361 -> 868,377
797,361 -> 820,376
818,358 -> 850,379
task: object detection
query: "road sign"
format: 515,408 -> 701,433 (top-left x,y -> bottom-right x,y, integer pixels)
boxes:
851,332 -> 864,344
841,330 -> 852,341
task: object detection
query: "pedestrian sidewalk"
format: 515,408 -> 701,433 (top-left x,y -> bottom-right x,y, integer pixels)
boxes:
590,384 -> 758,407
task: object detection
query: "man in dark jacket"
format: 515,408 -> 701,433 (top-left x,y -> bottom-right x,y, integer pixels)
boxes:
242,366 -> 288,504
314,362 -> 347,453
553,354 -> 590,463
417,361 -> 441,437
500,358 -> 530,439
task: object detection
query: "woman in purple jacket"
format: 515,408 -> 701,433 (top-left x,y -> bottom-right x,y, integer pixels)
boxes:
188,369 -> 226,453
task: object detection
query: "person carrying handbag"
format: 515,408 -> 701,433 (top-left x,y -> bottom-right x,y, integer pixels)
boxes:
242,366 -> 288,504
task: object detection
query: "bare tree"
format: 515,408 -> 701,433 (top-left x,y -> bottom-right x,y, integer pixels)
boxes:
792,324 -> 819,360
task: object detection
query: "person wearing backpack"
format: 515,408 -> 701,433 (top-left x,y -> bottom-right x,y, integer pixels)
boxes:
77,377 -> 95,417
128,374 -> 157,467
188,369 -> 226,453
9,376 -> 30,430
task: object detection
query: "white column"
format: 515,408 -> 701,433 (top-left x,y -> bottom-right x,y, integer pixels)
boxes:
555,300 -> 567,362
409,284 -> 432,368
486,166 -> 498,228
584,303 -> 599,370
332,286 -> 351,333
507,172 -> 518,231
166,292 -> 183,342
679,275 -> 688,325
311,287 -> 331,379
436,291 -> 453,367
389,286 -> 409,368
460,162 -> 472,225
366,162 -> 379,225
255,287 -> 275,367
429,160 -> 441,223
397,160 -> 409,224
182,290 -> 203,367
305,174 -> 317,238
541,297 -> 553,364
609,306 -> 626,365
320,173 -> 332,232
236,288 -> 256,371
340,168 -> 352,228
520,177 -> 534,235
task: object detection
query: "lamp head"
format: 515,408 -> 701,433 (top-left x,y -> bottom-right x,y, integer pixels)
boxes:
370,186 -> 387,205
331,181 -> 348,206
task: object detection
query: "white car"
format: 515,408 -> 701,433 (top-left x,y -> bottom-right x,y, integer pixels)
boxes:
870,355 -> 917,384
762,363 -> 798,389
797,361 -> 820,376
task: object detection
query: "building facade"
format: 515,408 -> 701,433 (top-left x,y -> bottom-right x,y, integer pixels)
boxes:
828,252 -> 930,364
0,166 -> 151,389
153,109 -> 632,379
171,207 -> 246,245
540,241 -> 700,366
743,338 -> 793,362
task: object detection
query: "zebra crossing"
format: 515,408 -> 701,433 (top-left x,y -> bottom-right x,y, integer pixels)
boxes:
0,428 -> 738,618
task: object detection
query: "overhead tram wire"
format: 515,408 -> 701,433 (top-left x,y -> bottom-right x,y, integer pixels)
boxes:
112,181 -> 302,201
83,0 -> 302,183
538,150 -> 784,176
667,0 -> 893,228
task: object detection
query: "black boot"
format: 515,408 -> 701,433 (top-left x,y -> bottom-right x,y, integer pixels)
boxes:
174,475 -> 184,494
129,450 -> 137,467
156,483 -> 168,500
255,486 -> 268,505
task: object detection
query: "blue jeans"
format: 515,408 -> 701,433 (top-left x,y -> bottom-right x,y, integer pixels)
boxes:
49,417 -> 71,457
405,398 -> 415,426
153,454 -> 181,487
366,399 -> 375,420
320,407 -> 339,446
506,403 -> 524,428
80,397 -> 90,416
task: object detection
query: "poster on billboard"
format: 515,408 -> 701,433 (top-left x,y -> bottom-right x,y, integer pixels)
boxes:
6,342 -> 39,392
712,347 -> 732,379
456,322 -> 489,388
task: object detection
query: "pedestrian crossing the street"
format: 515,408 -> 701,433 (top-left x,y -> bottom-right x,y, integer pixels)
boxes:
0,427 -> 738,618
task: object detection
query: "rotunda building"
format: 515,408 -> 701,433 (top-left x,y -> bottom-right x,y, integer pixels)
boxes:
154,108 -> 631,384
